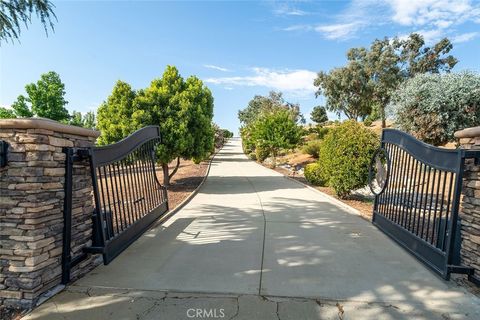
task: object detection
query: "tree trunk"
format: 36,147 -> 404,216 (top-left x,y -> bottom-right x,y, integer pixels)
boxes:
162,157 -> 181,187
381,105 -> 386,128
162,163 -> 170,186
169,157 -> 181,180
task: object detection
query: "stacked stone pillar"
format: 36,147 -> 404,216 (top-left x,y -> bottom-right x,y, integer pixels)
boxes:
0,118 -> 100,308
455,126 -> 480,284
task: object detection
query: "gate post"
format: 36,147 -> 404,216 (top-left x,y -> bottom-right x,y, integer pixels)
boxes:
0,118 -> 100,309
455,126 -> 480,285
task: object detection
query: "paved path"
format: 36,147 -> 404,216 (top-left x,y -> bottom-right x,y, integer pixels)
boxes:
26,138 -> 480,320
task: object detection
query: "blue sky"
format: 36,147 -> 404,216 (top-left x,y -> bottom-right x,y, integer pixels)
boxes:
1,0 -> 480,134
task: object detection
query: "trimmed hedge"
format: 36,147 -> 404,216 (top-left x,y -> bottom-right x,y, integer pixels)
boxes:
318,120 -> 378,198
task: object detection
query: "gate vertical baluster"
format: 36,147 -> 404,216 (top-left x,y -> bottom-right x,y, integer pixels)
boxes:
108,164 -> 121,231
407,158 -> 420,233
435,171 -> 448,248
425,169 -> 437,242
431,169 -> 443,245
385,145 -> 399,219
420,164 -> 432,240
126,153 -> 139,221
120,159 -> 133,226
441,172 -> 455,251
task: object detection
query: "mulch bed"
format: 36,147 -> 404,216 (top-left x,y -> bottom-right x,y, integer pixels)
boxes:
161,158 -> 210,209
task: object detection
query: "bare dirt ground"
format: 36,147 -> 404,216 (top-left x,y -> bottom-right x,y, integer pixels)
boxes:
160,158 -> 210,209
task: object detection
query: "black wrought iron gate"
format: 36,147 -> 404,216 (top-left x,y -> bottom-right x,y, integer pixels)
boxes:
370,129 -> 479,280
62,126 -> 168,283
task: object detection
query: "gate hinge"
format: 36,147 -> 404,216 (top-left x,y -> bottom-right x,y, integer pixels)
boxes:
447,265 -> 474,275
463,150 -> 480,165
0,140 -> 8,167
62,147 -> 90,162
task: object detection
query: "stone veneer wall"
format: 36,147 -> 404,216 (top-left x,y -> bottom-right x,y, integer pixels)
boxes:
455,126 -> 480,283
0,118 -> 100,308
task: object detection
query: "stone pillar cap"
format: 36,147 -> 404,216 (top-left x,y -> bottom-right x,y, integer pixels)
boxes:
455,126 -> 480,139
0,117 -> 100,138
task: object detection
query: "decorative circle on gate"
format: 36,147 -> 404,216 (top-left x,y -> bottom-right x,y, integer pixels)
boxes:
368,147 -> 390,196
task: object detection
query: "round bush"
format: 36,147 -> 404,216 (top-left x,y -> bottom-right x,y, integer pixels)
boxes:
302,140 -> 322,158
304,163 -> 326,186
319,120 -> 379,198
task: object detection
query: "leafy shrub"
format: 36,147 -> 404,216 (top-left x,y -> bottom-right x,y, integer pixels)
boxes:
315,126 -> 330,140
304,163 -> 326,186
390,71 -> 480,145
302,140 -> 322,158
248,152 -> 257,160
319,120 -> 379,198
255,145 -> 270,162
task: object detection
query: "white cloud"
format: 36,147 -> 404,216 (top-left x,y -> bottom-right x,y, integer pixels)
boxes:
274,4 -> 309,16
452,31 -> 479,43
387,0 -> 475,26
315,22 -> 363,40
203,64 -> 231,72
282,24 -> 313,32
413,28 -> 445,43
386,0 -> 480,43
205,67 -> 317,97
281,0 -> 480,43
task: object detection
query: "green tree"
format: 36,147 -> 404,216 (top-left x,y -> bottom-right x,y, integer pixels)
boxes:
96,80 -> 142,145
7,71 -> 69,121
97,67 -> 215,185
238,91 -> 303,127
390,71 -> 480,145
249,108 -> 302,167
69,111 -> 83,127
314,61 -> 374,120
11,94 -> 33,117
0,106 -> 16,118
181,76 -> 215,163
82,111 -> 96,129
0,0 -> 56,43
315,33 -> 458,127
134,66 -> 214,185
310,105 -> 328,124
67,110 -> 95,129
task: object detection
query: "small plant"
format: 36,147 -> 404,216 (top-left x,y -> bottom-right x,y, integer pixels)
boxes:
304,163 -> 326,186
302,140 -> 322,158
319,120 -> 379,198
255,145 -> 270,162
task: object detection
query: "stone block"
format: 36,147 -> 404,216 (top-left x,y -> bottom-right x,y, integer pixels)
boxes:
49,136 -> 74,147
0,290 -> 22,299
25,253 -> 49,266
44,168 -> 65,176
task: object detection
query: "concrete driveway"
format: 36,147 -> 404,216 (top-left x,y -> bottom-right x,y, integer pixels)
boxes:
25,138 -> 480,320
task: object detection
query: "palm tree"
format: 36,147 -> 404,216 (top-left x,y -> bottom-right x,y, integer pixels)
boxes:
0,0 -> 56,43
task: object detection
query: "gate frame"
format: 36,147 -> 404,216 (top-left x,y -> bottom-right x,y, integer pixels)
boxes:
62,126 -> 168,284
372,129 -> 480,280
